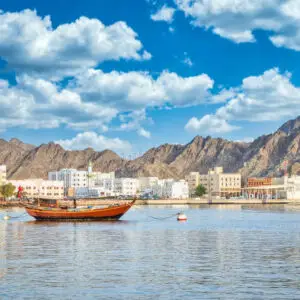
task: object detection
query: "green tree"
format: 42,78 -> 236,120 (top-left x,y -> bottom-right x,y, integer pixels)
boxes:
0,183 -> 16,200
195,184 -> 207,197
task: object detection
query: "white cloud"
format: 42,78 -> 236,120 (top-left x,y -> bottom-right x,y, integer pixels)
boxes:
0,9 -> 150,78
138,128 -> 151,138
186,68 -> 300,133
69,68 -> 214,110
0,75 -> 117,131
55,132 -> 132,153
185,115 -> 239,134
175,0 -> 300,50
151,5 -> 176,23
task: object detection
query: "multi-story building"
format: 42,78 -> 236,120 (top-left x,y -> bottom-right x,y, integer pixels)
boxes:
75,186 -> 115,198
0,165 -> 7,185
151,179 -> 189,199
9,179 -> 64,199
114,178 -> 138,196
185,172 -> 200,194
138,177 -> 159,193
286,176 -> 300,200
48,166 -> 115,190
185,167 -> 241,197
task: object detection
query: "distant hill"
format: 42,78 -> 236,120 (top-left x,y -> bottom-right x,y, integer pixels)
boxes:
1,117 -> 299,180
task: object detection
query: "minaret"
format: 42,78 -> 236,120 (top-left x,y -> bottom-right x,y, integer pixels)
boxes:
88,161 -> 93,174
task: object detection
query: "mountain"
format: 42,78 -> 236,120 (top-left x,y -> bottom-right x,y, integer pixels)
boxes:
0,117 -> 299,180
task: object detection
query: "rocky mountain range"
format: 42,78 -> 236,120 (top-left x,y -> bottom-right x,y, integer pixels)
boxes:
0,117 -> 299,180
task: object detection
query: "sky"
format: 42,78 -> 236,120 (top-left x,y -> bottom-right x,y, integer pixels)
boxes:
1,0 -> 300,157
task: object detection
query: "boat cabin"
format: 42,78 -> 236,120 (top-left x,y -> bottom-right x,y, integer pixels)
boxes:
38,198 -> 58,208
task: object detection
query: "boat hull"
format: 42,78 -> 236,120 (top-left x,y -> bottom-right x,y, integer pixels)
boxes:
25,201 -> 135,221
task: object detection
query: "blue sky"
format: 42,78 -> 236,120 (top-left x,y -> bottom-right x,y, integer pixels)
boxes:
1,0 -> 300,156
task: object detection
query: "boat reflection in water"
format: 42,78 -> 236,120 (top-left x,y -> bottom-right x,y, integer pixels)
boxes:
24,198 -> 136,221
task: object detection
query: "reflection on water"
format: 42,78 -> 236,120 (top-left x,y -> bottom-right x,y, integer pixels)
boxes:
1,205 -> 300,299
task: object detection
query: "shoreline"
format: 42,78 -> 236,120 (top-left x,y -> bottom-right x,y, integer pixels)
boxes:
0,198 -> 297,208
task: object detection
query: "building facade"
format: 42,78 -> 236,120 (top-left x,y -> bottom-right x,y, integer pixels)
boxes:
138,177 -> 159,193
9,179 -> 64,199
286,176 -> 300,200
186,167 -> 241,197
0,165 -> 7,185
114,178 -> 138,196
151,179 -> 189,199
185,172 -> 200,195
48,168 -> 115,190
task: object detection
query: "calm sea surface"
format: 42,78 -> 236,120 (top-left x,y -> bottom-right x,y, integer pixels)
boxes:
1,205 -> 300,299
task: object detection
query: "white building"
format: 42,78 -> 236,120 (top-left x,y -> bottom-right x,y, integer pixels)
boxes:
9,179 -> 64,199
0,165 -> 7,185
151,179 -> 189,199
114,178 -> 138,196
286,176 -> 300,200
138,177 -> 159,193
75,186 -> 115,198
48,166 -> 115,190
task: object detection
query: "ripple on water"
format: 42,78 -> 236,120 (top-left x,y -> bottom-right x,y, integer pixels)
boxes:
1,205 -> 300,299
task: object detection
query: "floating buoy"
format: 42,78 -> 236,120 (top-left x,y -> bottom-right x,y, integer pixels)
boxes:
3,215 -> 10,220
177,212 -> 187,221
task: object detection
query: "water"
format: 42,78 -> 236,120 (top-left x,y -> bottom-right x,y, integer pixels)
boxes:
1,205 -> 300,299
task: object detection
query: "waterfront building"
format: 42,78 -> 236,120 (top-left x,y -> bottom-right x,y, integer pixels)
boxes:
151,179 -> 189,199
48,167 -> 115,190
137,177 -> 159,193
286,176 -> 300,201
244,177 -> 286,199
114,178 -> 138,196
75,186 -> 115,198
9,179 -> 64,199
0,165 -> 7,185
247,177 -> 272,187
185,167 -> 241,197
185,172 -> 200,194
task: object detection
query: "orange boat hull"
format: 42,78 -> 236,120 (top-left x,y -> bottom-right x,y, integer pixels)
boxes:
25,201 -> 135,221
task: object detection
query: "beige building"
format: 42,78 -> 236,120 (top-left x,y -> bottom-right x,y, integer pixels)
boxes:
186,167 -> 241,197
9,179 -> 64,199
185,172 -> 199,192
0,165 -> 7,185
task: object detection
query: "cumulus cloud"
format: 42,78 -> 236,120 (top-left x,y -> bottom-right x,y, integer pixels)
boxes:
151,5 -> 176,23
175,0 -> 300,50
185,115 -> 239,134
138,128 -> 151,138
0,76 -> 117,131
70,68 -> 214,110
185,68 -> 300,134
0,9 -> 150,78
55,132 -> 132,153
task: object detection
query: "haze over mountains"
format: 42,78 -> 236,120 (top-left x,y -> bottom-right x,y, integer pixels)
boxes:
0,117 -> 299,180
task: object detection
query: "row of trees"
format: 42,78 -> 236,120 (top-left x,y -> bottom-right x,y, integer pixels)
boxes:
0,183 -> 16,199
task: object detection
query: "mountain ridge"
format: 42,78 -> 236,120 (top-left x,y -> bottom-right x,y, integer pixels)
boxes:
1,116 -> 300,180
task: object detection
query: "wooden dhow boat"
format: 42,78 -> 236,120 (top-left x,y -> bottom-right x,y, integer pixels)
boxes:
24,198 -> 136,221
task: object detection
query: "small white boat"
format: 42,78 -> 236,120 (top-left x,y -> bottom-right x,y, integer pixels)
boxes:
177,212 -> 187,221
